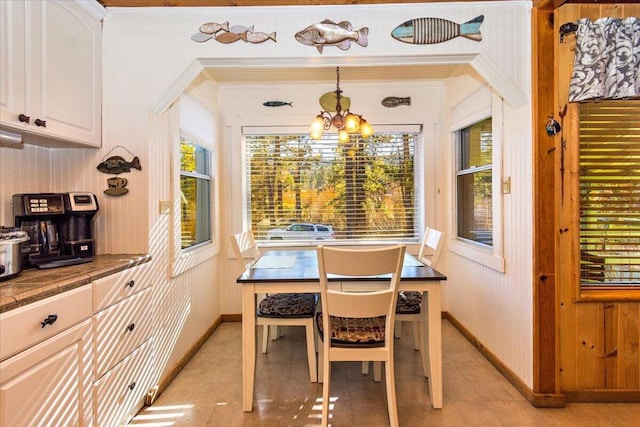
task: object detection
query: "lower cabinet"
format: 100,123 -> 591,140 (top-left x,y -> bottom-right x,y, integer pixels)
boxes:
0,319 -> 93,426
94,340 -> 152,426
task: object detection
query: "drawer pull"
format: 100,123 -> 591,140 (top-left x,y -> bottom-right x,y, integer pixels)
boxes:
41,314 -> 58,328
34,118 -> 47,127
127,323 -> 135,332
18,113 -> 30,124
128,382 -> 136,391
126,280 -> 135,288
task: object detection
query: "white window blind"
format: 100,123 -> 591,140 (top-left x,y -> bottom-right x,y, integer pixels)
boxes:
579,100 -> 640,288
244,131 -> 419,242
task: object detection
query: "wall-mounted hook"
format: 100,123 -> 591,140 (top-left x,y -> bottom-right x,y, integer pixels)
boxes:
559,22 -> 578,43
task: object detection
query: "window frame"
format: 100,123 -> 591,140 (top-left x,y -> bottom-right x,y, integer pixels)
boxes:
447,88 -> 505,273
241,125 -> 423,246
170,95 -> 218,277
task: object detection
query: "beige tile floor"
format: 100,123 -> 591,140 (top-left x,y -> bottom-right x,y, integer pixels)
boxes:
130,320 -> 640,426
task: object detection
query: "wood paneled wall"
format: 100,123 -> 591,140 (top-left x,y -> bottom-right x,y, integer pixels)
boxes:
555,3 -> 640,400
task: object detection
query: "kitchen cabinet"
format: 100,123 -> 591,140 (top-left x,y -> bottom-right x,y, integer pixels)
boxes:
0,286 -> 93,426
92,264 -> 153,426
0,0 -> 102,147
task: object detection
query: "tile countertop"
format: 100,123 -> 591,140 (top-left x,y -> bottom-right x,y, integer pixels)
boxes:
0,254 -> 152,313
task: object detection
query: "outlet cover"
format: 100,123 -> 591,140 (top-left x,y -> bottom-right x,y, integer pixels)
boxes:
159,201 -> 170,214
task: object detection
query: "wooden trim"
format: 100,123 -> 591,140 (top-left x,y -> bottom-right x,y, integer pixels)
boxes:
444,312 -> 567,408
565,390 -> 640,403
222,313 -> 242,322
145,316 -> 224,405
531,4 -> 559,397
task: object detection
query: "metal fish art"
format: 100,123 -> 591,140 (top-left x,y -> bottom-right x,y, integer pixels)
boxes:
263,101 -> 293,107
391,15 -> 484,45
191,21 -> 230,42
97,156 -> 142,175
295,19 -> 368,54
381,96 -> 411,108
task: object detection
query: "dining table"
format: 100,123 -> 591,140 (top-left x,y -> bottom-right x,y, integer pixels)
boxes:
236,248 -> 447,412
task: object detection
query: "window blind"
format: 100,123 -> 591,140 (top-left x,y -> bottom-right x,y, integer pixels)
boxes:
579,100 -> 640,287
244,132 -> 418,242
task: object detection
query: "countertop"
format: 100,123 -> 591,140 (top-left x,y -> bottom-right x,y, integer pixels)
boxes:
0,254 -> 151,313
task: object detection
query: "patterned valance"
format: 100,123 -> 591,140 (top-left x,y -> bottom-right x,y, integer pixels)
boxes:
569,17 -> 640,102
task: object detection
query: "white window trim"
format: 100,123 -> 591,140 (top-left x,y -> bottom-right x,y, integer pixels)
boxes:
170,95 -> 218,277
448,87 -> 505,273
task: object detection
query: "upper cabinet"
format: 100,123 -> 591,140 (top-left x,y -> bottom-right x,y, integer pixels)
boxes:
0,0 -> 102,148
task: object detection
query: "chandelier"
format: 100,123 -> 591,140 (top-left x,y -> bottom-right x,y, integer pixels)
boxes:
310,67 -> 373,143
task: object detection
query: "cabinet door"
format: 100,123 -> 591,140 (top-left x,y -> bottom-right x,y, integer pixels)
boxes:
0,1 -> 28,125
0,0 -> 101,147
0,319 -> 93,427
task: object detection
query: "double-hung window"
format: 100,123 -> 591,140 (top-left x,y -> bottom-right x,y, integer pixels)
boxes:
180,137 -> 212,249
243,130 -> 419,242
455,118 -> 493,246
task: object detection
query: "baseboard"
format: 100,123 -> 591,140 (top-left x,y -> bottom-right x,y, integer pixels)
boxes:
565,390 -> 640,403
222,313 -> 242,322
145,315 -> 223,405
443,312 -> 566,408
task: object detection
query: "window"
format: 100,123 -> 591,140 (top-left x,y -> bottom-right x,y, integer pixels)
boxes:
579,100 -> 640,288
244,131 -> 418,242
180,136 -> 212,249
455,118 -> 493,246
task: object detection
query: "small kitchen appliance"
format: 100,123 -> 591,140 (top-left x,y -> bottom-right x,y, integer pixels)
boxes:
0,227 -> 30,280
13,192 -> 99,269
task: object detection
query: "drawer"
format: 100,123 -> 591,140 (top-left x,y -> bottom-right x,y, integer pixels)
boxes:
93,287 -> 152,378
0,285 -> 92,361
93,264 -> 150,312
94,339 -> 152,427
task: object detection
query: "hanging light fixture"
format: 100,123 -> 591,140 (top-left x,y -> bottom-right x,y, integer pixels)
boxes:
310,66 -> 373,143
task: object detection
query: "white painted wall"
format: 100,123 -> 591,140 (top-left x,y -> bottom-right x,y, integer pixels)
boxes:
0,1 -> 534,388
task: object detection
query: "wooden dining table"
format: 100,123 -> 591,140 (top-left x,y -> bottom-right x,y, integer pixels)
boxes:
236,248 -> 447,412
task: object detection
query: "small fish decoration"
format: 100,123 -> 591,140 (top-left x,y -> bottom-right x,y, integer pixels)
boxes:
191,21 -> 230,42
263,101 -> 293,107
382,96 -> 411,108
215,30 -> 248,44
295,19 -> 368,54
229,24 -> 254,34
97,156 -> 142,175
247,31 -> 277,44
391,15 -> 484,45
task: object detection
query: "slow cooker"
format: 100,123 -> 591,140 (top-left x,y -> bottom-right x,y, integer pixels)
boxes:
0,227 -> 30,280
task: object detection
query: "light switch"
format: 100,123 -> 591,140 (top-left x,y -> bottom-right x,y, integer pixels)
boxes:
159,201 -> 170,214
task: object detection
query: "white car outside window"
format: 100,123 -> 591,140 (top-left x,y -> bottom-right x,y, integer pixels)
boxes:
266,223 -> 335,240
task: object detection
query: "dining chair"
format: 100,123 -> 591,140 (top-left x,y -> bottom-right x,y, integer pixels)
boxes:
230,231 -> 318,382
395,226 -> 446,348
316,244 -> 406,427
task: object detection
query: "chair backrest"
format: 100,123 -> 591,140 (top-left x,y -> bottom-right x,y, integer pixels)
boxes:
317,245 -> 406,322
230,231 -> 261,271
417,227 -> 446,269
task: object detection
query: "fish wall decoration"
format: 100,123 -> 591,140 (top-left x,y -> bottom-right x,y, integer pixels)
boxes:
391,15 -> 484,45
381,96 -> 411,108
97,156 -> 142,175
263,101 -> 293,107
191,21 -> 276,44
295,20 -> 368,54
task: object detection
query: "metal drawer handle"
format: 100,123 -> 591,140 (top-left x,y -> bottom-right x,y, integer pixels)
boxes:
128,382 -> 136,391
41,314 -> 58,328
34,118 -> 46,127
126,280 -> 135,288
18,114 -> 30,124
127,323 -> 135,332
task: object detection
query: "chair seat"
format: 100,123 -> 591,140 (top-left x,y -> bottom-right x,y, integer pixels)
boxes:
316,313 -> 386,347
396,291 -> 422,314
257,293 -> 317,318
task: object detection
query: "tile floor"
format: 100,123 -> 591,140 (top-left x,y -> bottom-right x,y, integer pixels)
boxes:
129,320 -> 640,426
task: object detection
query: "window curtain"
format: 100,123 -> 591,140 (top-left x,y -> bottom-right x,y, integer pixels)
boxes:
569,17 -> 640,102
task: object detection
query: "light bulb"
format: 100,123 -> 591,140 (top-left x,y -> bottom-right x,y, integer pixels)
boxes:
311,130 -> 322,140
345,113 -> 360,133
311,116 -> 325,134
338,128 -> 350,143
360,120 -> 373,138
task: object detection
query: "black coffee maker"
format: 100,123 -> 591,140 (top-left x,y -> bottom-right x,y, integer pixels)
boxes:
13,192 -> 99,269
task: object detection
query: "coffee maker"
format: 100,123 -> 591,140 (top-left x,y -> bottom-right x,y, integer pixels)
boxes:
13,192 -> 99,269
